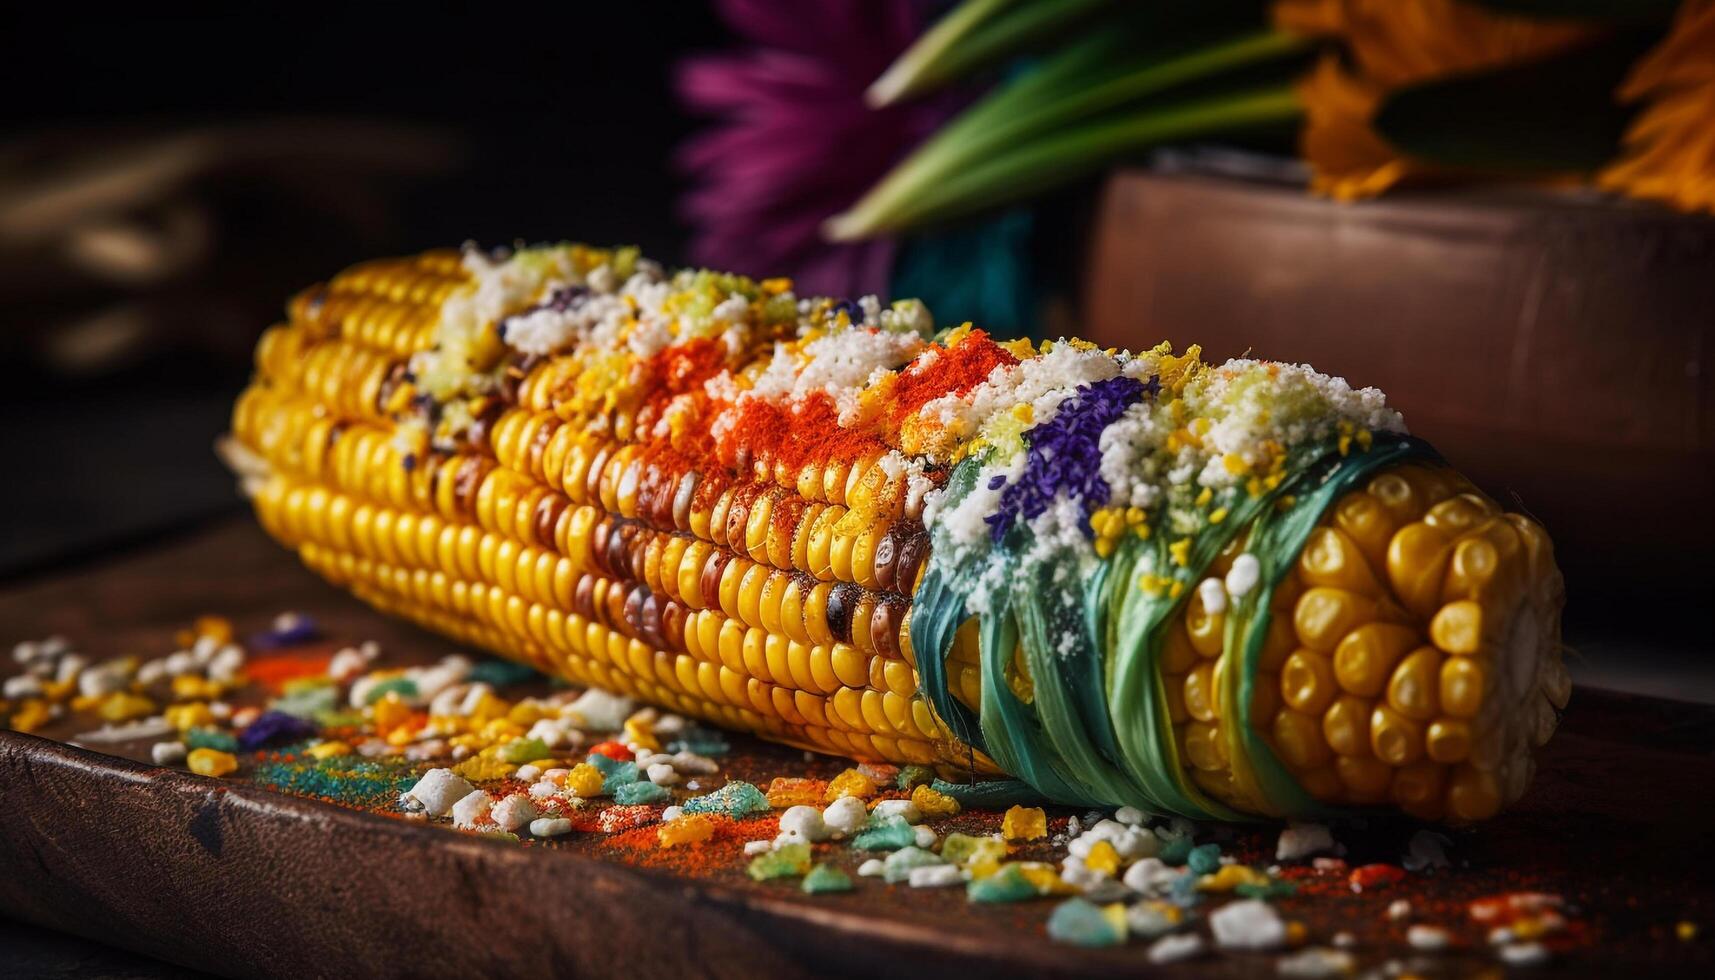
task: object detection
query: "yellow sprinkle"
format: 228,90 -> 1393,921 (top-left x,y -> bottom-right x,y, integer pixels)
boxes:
165,702 -> 215,732
658,813 -> 715,848
1285,920 -> 1309,947
1085,839 -> 1121,876
1222,453 -> 1251,476
98,692 -> 156,723
454,753 -> 516,783
910,783 -> 961,819
1169,580 -> 1185,598
187,748 -> 237,778
171,675 -> 222,701
1196,864 -> 1271,892
1010,403 -> 1035,424
1124,506 -> 1146,525
624,717 -> 661,752
307,740 -> 351,760
1170,538 -> 1192,567
565,762 -> 605,798
1194,487 -> 1213,508
9,699 -> 51,733
1209,507 -> 1229,525
1002,805 -> 1047,841
1094,537 -> 1116,559
1132,523 -> 1151,540
825,768 -> 878,802
1677,921 -> 1698,941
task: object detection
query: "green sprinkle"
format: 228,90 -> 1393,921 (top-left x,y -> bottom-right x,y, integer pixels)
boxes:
852,816 -> 916,851
1159,836 -> 1194,866
801,863 -> 855,894
896,765 -> 936,791
967,864 -> 1039,903
748,842 -> 811,881
1046,898 -> 1125,947
1187,843 -> 1222,875
185,727 -> 238,752
882,846 -> 945,883
941,832 -> 1006,867
613,780 -> 668,805
362,677 -> 418,705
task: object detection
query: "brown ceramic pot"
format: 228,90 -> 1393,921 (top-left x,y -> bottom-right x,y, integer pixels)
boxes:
1081,170 -> 1715,598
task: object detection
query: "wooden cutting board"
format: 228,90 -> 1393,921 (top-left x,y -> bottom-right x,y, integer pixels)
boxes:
2,519 -> 1712,978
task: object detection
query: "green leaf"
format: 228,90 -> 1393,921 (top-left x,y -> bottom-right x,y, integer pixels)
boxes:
830,85 -> 1302,237
869,0 -> 1116,106
833,29 -> 1307,240
1463,0 -> 1680,23
1373,29 -> 1660,174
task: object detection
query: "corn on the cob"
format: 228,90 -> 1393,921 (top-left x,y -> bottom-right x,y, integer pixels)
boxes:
226,243 -> 1566,823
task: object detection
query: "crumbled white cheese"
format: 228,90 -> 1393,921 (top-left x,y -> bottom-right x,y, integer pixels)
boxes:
779,805 -> 830,843
1211,899 -> 1287,950
1276,823 -> 1335,862
1146,933 -> 1207,964
821,796 -> 868,839
450,790 -> 494,830
404,768 -> 477,817
490,794 -> 538,832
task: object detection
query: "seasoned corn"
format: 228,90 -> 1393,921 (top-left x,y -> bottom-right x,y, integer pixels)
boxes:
228,244 -> 1566,822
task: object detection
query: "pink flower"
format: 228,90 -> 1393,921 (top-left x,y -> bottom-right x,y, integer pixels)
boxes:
676,0 -> 950,298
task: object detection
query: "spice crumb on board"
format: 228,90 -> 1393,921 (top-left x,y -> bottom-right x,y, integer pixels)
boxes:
0,616 -> 1690,973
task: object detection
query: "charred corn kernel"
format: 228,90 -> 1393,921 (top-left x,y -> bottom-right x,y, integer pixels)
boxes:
188,748 -> 238,777
1002,805 -> 1047,841
910,783 -> 960,818
825,768 -> 877,802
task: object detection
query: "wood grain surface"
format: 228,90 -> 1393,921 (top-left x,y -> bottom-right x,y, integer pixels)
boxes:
3,519 -> 1713,978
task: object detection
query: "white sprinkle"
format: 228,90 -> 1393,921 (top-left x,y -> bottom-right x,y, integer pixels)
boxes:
913,825 -> 938,849
1197,577 -> 1228,615
743,840 -> 774,856
1499,942 -> 1549,966
1114,805 -> 1147,826
1277,823 -> 1335,862
1407,924 -> 1451,951
1332,931 -> 1356,949
661,805 -> 684,823
1211,899 -> 1287,951
403,768 -> 476,817
515,765 -> 542,783
779,805 -> 830,843
1122,858 -> 1181,896
151,741 -> 187,765
1225,554 -> 1261,597
490,794 -> 538,832
821,796 -> 868,838
71,716 -> 177,743
871,799 -> 921,824
1277,947 -> 1356,979
907,865 -> 965,888
671,751 -> 719,774
530,818 -> 573,838
3,675 -> 43,699
857,858 -> 886,878
1388,899 -> 1413,922
1146,933 -> 1207,964
646,763 -> 681,786
450,790 -> 494,830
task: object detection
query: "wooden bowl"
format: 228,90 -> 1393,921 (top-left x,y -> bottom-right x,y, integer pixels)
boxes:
1081,171 -> 1715,601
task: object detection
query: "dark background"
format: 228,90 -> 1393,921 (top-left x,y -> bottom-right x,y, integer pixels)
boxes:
1,3 -> 724,577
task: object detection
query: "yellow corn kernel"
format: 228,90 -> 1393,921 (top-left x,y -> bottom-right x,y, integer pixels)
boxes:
1439,656 -> 1487,718
1370,704 -> 1425,766
1184,590 -> 1225,657
1322,695 -> 1373,757
1298,527 -> 1380,595
1386,645 -> 1443,721
1335,754 -> 1393,802
1430,599 -> 1485,655
1390,761 -> 1446,818
1332,622 -> 1418,697
1425,718 -> 1472,763
187,748 -> 238,778
1271,709 -> 1333,770
1447,764 -> 1503,821
1293,587 -> 1375,653
1183,662 -> 1218,722
1280,649 -> 1337,715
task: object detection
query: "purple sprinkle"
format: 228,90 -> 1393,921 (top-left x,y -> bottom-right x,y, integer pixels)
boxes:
986,376 -> 1149,543
238,711 -> 317,750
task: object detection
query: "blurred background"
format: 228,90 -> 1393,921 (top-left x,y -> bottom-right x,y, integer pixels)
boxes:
2,1 -> 1710,700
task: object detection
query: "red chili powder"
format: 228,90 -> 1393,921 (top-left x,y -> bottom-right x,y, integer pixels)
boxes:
887,329 -> 1016,425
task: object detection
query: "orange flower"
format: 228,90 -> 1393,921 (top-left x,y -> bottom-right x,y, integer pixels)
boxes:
1599,1 -> 1715,213
1275,0 -> 1597,200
